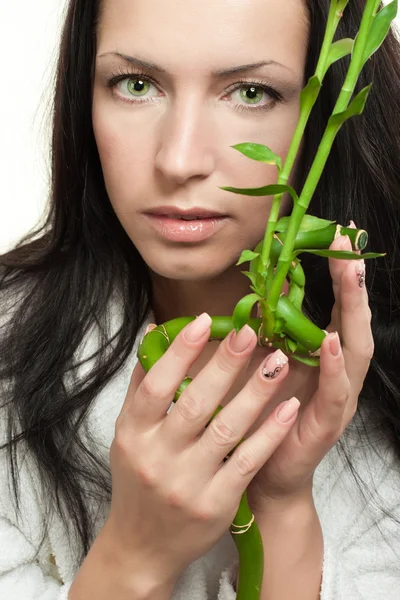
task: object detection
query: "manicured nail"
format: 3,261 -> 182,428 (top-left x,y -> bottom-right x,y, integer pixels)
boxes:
261,349 -> 288,379
229,325 -> 255,353
184,313 -> 212,342
354,259 -> 365,288
328,332 -> 342,357
277,397 -> 300,423
348,220 -> 357,229
339,235 -> 351,250
144,323 -> 157,335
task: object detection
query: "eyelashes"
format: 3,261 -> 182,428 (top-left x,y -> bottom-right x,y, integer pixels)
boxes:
104,66 -> 284,113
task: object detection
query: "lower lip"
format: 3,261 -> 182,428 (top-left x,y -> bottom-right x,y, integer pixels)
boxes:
144,214 -> 228,242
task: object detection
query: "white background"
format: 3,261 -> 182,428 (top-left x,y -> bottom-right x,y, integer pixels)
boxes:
0,1 -> 399,254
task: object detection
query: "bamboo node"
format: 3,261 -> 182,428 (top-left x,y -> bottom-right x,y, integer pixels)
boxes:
230,513 -> 255,535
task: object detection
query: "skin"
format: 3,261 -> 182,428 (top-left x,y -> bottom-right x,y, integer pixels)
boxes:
78,0 -> 375,598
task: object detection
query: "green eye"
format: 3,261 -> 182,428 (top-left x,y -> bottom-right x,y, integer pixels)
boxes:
239,86 -> 264,105
127,79 -> 151,97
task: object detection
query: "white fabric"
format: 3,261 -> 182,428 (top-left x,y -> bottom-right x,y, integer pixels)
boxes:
1,307 -> 400,599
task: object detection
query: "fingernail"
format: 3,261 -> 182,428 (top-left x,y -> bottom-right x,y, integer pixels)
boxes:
144,323 -> 157,335
328,332 -> 342,357
261,349 -> 288,380
229,325 -> 255,353
339,235 -> 351,250
348,220 -> 357,229
184,313 -> 212,342
277,397 -> 300,423
354,259 -> 365,288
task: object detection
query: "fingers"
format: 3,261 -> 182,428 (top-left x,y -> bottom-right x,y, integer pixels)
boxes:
161,324 -> 259,448
195,349 -> 289,466
210,396 -> 299,499
327,232 -> 352,333
340,257 -> 374,393
123,313 -> 213,427
301,332 -> 353,446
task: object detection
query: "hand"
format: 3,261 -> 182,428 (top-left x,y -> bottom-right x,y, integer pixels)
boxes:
105,314 -> 302,585
246,228 -> 374,511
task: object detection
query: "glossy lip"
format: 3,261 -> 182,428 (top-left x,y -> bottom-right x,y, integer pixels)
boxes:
145,205 -> 227,218
144,214 -> 228,242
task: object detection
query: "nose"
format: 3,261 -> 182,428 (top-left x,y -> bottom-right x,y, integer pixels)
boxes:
154,96 -> 216,185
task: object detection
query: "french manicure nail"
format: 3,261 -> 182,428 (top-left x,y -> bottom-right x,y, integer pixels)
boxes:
184,312 -> 212,342
277,397 -> 300,423
329,332 -> 342,357
355,259 -> 365,288
261,349 -> 288,380
229,325 -> 255,353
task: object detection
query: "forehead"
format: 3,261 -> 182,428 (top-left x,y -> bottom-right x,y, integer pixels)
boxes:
96,0 -> 309,76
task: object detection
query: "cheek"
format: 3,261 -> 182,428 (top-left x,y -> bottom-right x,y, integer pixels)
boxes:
92,103 -> 153,208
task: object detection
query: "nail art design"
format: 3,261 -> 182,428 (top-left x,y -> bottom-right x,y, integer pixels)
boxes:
261,350 -> 288,379
357,259 -> 365,288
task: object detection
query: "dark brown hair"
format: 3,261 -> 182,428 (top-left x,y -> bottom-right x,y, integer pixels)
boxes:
1,0 -> 399,567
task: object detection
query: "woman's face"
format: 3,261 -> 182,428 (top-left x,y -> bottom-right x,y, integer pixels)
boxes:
93,0 -> 308,281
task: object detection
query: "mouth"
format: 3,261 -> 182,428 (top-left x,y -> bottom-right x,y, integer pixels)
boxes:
145,206 -> 227,220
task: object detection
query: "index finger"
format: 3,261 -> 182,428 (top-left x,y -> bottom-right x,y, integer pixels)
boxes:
122,313 -> 213,427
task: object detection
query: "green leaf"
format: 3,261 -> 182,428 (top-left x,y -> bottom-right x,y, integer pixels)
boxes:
323,38 -> 354,76
220,184 -> 299,204
276,214 -> 335,233
328,85 -> 372,128
291,354 -> 320,367
363,0 -> 398,64
236,249 -> 260,266
232,293 -> 261,332
231,143 -> 282,171
241,270 -> 258,288
294,249 -> 386,260
285,337 -> 298,354
300,75 -> 322,112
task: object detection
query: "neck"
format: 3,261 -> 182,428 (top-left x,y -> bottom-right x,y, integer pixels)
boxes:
150,265 -> 254,325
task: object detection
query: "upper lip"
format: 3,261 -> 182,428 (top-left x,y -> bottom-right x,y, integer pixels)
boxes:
145,206 -> 227,218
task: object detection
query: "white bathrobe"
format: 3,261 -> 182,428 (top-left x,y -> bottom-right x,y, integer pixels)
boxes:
1,309 -> 400,599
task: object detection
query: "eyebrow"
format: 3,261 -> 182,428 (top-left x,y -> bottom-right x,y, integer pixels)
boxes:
97,52 -> 294,77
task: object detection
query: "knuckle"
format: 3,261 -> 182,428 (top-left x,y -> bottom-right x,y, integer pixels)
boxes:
191,501 -> 217,523
139,376 -> 163,404
209,417 -> 238,448
111,426 -> 132,458
176,390 -> 206,423
136,461 -> 159,488
165,487 -> 188,509
233,449 -> 258,477
214,351 -> 238,376
362,341 -> 375,361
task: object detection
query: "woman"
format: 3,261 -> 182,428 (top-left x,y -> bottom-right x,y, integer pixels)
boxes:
1,0 -> 400,598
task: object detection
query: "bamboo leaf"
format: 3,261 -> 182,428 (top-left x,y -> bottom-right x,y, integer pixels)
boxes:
294,249 -> 386,259
221,184 -> 299,204
324,38 -> 354,74
285,337 -> 298,354
329,85 -> 372,128
231,143 -> 282,171
276,214 -> 335,233
236,249 -> 260,266
241,270 -> 258,288
362,0 -> 398,64
291,354 -> 320,367
232,293 -> 261,332
300,75 -> 322,111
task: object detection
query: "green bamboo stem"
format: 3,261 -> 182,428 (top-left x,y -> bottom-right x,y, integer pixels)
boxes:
265,0 -> 379,340
260,0 -> 344,269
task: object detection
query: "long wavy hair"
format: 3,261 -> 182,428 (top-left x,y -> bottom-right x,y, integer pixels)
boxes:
1,0 -> 399,567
